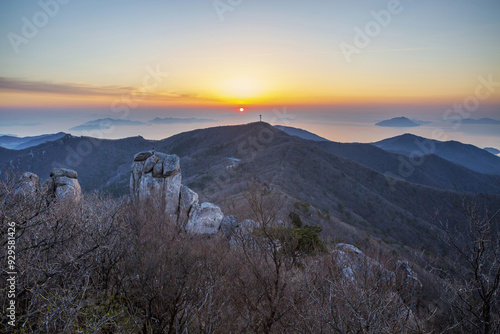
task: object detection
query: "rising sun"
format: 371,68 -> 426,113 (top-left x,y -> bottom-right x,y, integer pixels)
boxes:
239,107 -> 245,112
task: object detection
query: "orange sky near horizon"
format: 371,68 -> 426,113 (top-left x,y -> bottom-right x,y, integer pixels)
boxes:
2,73 -> 499,110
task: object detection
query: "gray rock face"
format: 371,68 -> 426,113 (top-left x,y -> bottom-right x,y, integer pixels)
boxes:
396,260 -> 423,290
130,150 -> 224,234
163,155 -> 180,177
152,160 -> 164,178
130,151 -> 182,219
336,243 -> 363,255
48,168 -> 82,203
144,154 -> 160,173
178,185 -> 199,228
14,172 -> 41,198
220,215 -> 239,238
186,202 -> 224,234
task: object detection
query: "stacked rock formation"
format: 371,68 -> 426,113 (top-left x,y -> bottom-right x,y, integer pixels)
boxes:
13,168 -> 82,204
45,168 -> 82,203
130,151 -> 182,216
130,151 -> 224,234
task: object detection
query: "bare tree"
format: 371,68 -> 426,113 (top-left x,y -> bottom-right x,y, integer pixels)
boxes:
0,176 -> 131,333
120,201 -> 233,334
296,249 -> 426,334
440,197 -> 500,334
228,182 -> 302,333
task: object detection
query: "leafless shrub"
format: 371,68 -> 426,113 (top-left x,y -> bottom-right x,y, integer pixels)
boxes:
1,177 -> 131,333
294,249 -> 427,334
438,196 -> 500,334
4,174 -> 484,333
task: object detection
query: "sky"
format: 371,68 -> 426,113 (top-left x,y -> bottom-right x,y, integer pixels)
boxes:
0,0 -> 499,147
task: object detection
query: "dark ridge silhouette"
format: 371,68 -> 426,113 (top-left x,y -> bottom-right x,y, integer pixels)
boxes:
373,133 -> 500,175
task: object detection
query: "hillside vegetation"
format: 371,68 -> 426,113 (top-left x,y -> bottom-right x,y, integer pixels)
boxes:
1,176 -> 499,333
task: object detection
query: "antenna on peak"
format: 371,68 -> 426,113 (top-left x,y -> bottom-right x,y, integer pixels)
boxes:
259,115 -> 262,122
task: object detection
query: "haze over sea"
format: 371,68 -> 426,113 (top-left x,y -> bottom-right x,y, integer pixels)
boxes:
2,105 -> 499,150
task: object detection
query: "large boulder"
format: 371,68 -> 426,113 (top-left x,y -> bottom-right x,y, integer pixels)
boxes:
47,168 -> 82,203
186,202 -> 224,234
130,151 -> 182,219
134,151 -> 153,162
13,169 -> 81,204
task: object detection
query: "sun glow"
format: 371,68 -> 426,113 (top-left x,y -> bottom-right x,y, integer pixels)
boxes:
222,78 -> 263,100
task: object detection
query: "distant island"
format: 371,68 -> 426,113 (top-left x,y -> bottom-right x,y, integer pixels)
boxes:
70,118 -> 146,131
375,117 -> 420,127
461,118 -> 500,125
70,117 -> 218,131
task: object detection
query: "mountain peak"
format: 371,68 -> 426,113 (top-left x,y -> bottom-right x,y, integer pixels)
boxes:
373,133 -> 500,175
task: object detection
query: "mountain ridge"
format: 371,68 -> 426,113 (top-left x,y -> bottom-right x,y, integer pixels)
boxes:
373,133 -> 500,175
0,132 -> 68,150
274,125 -> 329,141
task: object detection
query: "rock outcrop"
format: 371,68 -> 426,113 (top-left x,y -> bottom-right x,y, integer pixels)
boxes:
46,168 -> 82,203
334,243 -> 395,283
186,203 -> 224,234
396,260 -> 423,293
130,151 -> 181,217
13,168 -> 82,204
14,172 -> 41,199
178,185 -> 199,227
130,151 -> 224,234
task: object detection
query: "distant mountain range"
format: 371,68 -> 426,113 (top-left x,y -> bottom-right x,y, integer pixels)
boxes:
273,127 -> 500,193
375,117 -> 420,127
275,125 -> 328,141
69,118 -> 146,131
278,125 -> 500,180
0,132 -> 68,150
1,122 -> 498,253
69,117 -> 218,131
373,134 -> 500,175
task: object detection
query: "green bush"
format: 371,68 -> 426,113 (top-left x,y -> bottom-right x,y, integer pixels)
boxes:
292,225 -> 326,255
289,212 -> 303,228
264,224 -> 326,256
